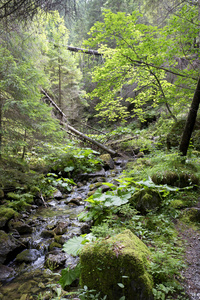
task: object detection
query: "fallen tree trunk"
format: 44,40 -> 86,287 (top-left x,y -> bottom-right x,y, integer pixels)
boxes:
67,46 -> 101,56
41,88 -> 116,156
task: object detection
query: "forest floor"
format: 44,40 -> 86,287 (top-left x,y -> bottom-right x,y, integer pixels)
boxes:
177,201 -> 200,300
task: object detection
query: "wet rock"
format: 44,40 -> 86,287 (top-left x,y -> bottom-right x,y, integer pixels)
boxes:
0,265 -> 15,281
45,251 -> 67,268
101,185 -> 112,193
87,190 -> 95,197
78,169 -> 105,181
41,230 -> 55,238
8,220 -> 33,234
65,197 -> 81,206
80,223 -> 91,234
89,182 -> 102,191
48,242 -> 62,251
54,235 -> 66,245
90,177 -> 106,183
0,230 -> 21,264
113,157 -> 128,167
53,189 -> 63,200
100,154 -> 115,169
16,249 -> 40,263
54,221 -> 69,235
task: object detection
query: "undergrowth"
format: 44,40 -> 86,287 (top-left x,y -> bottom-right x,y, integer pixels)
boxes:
60,149 -> 200,299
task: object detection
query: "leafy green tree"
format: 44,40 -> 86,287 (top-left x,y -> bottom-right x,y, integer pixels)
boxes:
83,6 -> 199,125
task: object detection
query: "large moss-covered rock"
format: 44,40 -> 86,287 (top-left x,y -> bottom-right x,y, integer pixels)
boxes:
0,207 -> 18,228
99,154 -> 114,169
152,171 -> 199,188
130,189 -> 162,214
0,230 -> 21,264
80,230 -> 153,300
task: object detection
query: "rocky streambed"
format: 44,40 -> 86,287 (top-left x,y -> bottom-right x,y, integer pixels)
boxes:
0,158 -> 126,300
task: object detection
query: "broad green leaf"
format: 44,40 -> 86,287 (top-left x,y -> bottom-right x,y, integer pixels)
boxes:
59,264 -> 81,288
64,166 -> 75,172
63,235 -> 86,256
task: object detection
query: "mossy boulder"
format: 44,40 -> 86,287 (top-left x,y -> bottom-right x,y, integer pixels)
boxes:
0,230 -> 21,264
0,207 -> 18,228
16,249 -> 40,263
99,154 -> 114,169
130,189 -> 162,214
80,229 -> 153,300
152,171 -> 199,188
180,208 -> 200,224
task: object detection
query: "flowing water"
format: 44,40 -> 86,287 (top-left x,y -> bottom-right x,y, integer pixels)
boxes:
0,161 -> 126,300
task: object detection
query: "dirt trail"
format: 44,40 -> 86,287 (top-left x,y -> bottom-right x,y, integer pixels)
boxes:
178,222 -> 200,300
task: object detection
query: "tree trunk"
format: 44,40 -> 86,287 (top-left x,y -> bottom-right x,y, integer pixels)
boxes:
179,77 -> 200,156
67,46 -> 101,56
0,92 -> 2,159
41,88 -> 117,156
58,57 -> 62,112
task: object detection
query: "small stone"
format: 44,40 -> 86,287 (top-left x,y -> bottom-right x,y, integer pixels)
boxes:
53,190 -> 63,200
16,249 -> 40,263
54,222 -> 69,235
41,230 -> 55,238
0,265 -> 15,281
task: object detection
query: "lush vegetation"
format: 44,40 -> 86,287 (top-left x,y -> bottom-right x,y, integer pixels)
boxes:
0,0 -> 200,300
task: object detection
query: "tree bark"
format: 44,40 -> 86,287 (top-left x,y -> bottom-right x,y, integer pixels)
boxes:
179,76 -> 200,156
67,46 -> 101,56
0,92 -> 2,159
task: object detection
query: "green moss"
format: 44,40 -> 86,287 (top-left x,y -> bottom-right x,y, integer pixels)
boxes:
0,206 -> 18,228
180,208 -> 200,227
80,230 -> 153,300
130,189 -> 162,214
89,182 -> 103,191
152,171 -> 199,188
170,200 -> 186,209
48,242 -> 62,251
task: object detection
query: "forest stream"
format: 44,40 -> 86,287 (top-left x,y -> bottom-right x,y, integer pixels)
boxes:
0,159 -> 126,300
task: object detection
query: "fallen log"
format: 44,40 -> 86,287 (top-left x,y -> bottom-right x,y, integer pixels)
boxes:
41,88 -> 116,156
67,46 -> 101,56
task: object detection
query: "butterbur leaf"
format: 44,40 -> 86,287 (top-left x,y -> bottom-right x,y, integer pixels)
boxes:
118,283 -> 125,288
59,264 -> 81,288
64,166 -> 74,172
63,234 -> 96,256
63,235 -> 86,256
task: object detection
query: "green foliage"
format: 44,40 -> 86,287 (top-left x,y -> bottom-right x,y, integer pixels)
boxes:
59,264 -> 81,288
63,234 -> 96,256
84,5 -> 199,122
6,192 -> 34,211
43,143 -> 101,175
78,285 -> 107,300
46,173 -> 76,192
